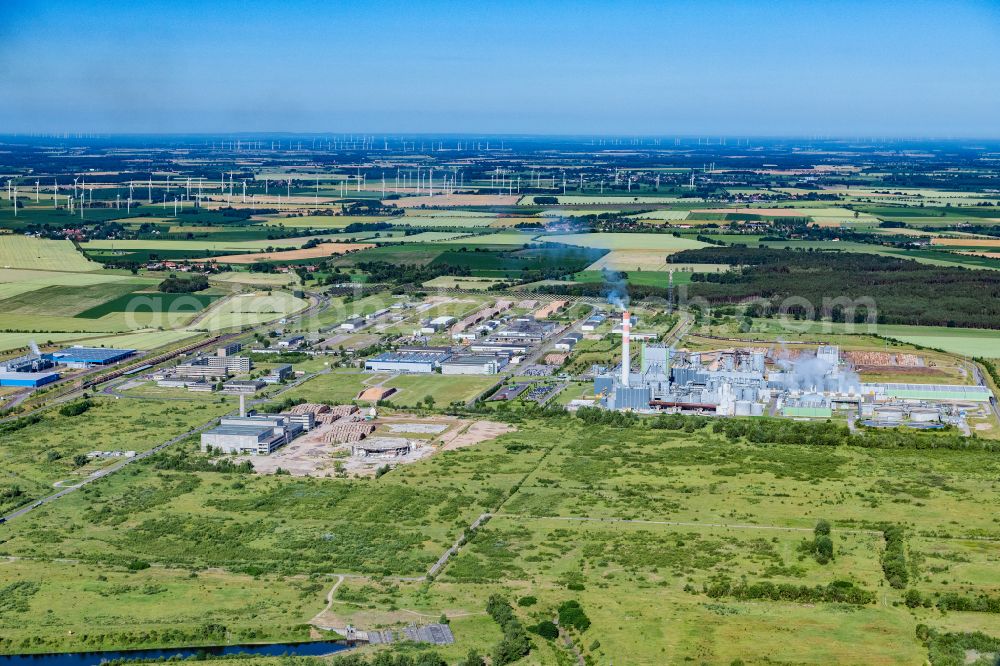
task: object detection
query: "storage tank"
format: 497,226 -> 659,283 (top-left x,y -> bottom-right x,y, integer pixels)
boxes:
734,400 -> 752,416
909,408 -> 939,423
751,402 -> 765,416
874,407 -> 904,421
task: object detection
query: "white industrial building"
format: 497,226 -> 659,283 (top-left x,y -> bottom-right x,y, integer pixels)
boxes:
441,355 -> 502,375
340,317 -> 369,331
175,354 -> 252,378
555,332 -> 583,351
200,413 -> 303,455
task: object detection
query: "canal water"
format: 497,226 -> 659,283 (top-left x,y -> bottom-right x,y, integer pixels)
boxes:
0,640 -> 354,666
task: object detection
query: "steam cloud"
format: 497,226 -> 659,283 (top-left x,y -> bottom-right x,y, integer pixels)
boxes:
602,268 -> 629,309
775,345 -> 860,393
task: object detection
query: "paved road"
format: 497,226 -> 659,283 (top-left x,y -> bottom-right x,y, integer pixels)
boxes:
970,361 -> 1000,424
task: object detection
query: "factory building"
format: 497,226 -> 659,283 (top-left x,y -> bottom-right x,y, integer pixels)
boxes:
419,316 -> 457,334
596,311 -> 780,415
175,354 -> 252,379
49,346 -> 135,368
441,354 -> 503,375
469,341 -> 532,355
277,335 -> 304,349
221,379 -> 265,394
581,314 -> 606,332
262,363 -> 294,384
0,371 -> 60,387
217,342 -> 242,357
158,376 -> 213,391
200,413 -> 303,455
340,317 -> 369,331
365,348 -> 451,373
0,343 -> 55,373
554,332 -> 582,351
490,319 -> 555,344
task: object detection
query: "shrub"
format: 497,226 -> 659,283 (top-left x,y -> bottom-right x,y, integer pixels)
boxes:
59,399 -> 94,417
530,620 -> 559,640
558,600 -> 591,631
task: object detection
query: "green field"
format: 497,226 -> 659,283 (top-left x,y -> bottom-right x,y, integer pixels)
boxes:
75,292 -> 223,318
875,324 -> 1000,357
0,268 -> 140,301
0,236 -> 99,271
3,414 -> 998,662
0,396 -> 232,513
188,291 -> 308,331
543,232 -> 710,251
279,369 -> 383,404
382,374 -> 499,406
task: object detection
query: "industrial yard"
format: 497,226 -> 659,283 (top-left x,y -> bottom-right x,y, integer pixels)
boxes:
1,131 -> 999,665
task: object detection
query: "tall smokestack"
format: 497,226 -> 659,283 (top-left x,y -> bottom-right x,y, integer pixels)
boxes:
621,310 -> 631,386
239,393 -> 246,418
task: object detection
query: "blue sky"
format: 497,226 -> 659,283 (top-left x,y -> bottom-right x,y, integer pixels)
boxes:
1,0 -> 998,135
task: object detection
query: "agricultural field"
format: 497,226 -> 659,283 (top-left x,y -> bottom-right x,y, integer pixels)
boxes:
209,271 -> 298,287
0,268 -> 140,301
72,328 -> 204,350
0,236 -> 99,271
0,331 -> 109,353
543,232 -> 709,252
189,291 -> 308,331
194,242 -> 374,264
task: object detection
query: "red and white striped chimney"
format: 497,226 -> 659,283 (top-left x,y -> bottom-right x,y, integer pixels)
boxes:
621,310 -> 631,386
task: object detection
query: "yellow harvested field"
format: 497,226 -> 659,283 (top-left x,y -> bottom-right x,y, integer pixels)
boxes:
386,194 -> 520,208
210,272 -> 298,286
959,251 -> 1000,259
194,243 -> 374,264
932,238 -> 1000,247
587,251 -> 733,272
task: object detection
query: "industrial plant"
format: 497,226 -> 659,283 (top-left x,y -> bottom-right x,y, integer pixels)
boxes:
595,311 -> 994,426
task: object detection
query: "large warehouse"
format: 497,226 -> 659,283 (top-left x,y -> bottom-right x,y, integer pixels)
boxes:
365,349 -> 451,373
441,355 -> 503,375
49,346 -> 135,368
0,371 -> 60,388
200,414 -> 303,455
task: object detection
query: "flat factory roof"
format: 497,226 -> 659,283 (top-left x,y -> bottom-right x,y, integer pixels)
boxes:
205,425 -> 274,437
51,347 -> 135,363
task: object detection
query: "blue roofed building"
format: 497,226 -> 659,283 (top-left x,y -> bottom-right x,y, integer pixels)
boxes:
0,371 -> 61,388
48,346 -> 136,368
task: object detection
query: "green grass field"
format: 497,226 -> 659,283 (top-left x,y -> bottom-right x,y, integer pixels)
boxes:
0,236 -> 99,271
3,414 -> 997,662
0,396 -> 232,513
382,374 -> 499,406
543,232 -> 710,251
187,291 -> 308,331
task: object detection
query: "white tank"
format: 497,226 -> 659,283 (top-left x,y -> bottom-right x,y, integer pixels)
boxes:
909,409 -> 939,423
735,400 -> 752,416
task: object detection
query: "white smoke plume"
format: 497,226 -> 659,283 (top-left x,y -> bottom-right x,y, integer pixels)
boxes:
602,268 -> 629,309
